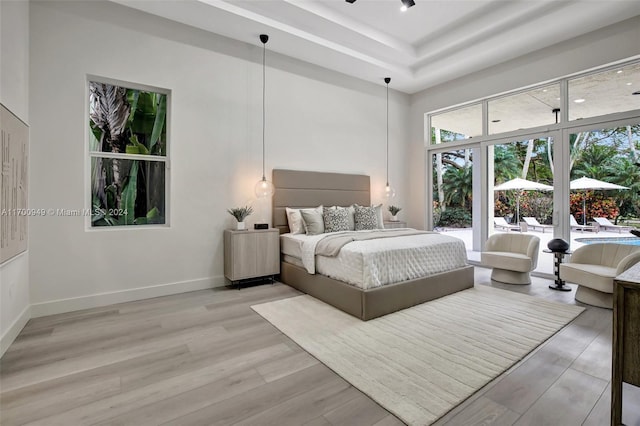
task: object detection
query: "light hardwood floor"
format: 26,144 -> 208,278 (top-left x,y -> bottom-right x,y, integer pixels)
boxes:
1,268 -> 638,425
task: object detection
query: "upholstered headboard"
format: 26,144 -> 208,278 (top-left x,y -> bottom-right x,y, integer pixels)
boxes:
272,169 -> 371,234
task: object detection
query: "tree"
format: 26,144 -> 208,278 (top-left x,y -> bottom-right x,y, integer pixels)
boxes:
442,166 -> 472,209
493,144 -> 521,183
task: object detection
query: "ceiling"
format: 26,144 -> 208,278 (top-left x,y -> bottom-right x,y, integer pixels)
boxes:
113,0 -> 640,94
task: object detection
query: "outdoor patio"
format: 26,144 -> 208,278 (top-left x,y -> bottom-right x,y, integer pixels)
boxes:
440,226 -> 639,277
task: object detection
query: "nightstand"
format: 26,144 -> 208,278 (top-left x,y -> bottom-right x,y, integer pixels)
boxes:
224,228 -> 280,288
384,221 -> 407,229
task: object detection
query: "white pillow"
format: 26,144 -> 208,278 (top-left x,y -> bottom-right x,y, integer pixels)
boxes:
373,204 -> 384,229
285,207 -> 304,234
300,206 -> 325,235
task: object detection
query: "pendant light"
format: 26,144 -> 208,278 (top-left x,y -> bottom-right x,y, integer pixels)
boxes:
255,34 -> 275,198
383,77 -> 396,199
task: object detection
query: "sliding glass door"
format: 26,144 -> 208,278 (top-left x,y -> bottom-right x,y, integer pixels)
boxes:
566,121 -> 640,250
430,145 -> 482,258
486,135 -> 557,275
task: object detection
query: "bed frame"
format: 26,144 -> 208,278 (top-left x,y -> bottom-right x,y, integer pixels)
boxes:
272,169 -> 474,320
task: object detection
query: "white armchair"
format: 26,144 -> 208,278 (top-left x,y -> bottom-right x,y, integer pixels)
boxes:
560,243 -> 640,308
481,233 -> 540,284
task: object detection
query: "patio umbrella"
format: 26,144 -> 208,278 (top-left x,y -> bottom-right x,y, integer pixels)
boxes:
494,178 -> 553,224
570,177 -> 628,225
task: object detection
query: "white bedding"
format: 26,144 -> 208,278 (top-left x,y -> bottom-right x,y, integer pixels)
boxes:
280,229 -> 467,290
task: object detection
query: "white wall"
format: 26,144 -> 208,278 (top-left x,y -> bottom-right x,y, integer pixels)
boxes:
0,0 -> 31,356
28,1 -> 410,316
406,15 -> 640,229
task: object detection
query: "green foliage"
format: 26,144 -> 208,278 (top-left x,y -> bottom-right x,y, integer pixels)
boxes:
437,207 -> 472,228
388,205 -> 402,215
442,166 -> 473,208
227,206 -> 253,222
432,125 -> 639,229
493,145 -> 521,183
121,161 -> 138,225
89,82 -> 167,226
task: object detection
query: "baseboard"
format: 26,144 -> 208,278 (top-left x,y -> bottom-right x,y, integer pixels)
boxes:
30,276 -> 227,318
1,304 -> 31,357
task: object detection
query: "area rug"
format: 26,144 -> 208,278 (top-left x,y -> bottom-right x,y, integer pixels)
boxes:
251,285 -> 584,426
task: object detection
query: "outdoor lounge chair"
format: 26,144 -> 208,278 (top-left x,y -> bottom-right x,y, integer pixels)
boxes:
523,217 -> 553,233
570,215 -> 598,233
494,217 -> 521,232
593,217 -> 632,233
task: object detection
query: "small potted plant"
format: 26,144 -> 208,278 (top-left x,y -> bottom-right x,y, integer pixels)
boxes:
227,206 -> 253,230
388,205 -> 402,221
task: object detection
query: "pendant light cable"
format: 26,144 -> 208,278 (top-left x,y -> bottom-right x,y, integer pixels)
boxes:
254,34 -> 275,198
383,77 -> 394,199
385,77 -> 391,187
262,36 -> 267,181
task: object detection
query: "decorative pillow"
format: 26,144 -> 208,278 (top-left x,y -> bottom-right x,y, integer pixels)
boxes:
326,205 -> 356,230
300,206 -> 324,235
323,207 -> 350,233
285,207 -> 304,234
341,205 -> 356,230
354,205 -> 379,230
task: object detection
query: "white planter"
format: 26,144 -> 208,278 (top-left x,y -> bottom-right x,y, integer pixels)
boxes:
390,215 -> 398,222
236,221 -> 246,230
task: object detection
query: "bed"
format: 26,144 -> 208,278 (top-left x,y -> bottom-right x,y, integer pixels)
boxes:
272,169 -> 474,320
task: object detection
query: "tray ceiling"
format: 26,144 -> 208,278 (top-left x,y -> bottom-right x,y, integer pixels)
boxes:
113,0 -> 640,94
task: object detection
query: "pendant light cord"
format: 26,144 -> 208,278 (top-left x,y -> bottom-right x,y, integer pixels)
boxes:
386,79 -> 389,186
262,40 -> 266,181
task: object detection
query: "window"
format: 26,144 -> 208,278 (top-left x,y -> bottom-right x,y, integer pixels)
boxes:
568,63 -> 640,121
488,84 -> 560,134
430,103 -> 482,142
425,59 -> 640,275
88,79 -> 169,227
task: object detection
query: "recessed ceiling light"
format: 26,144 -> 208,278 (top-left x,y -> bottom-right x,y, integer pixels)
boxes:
400,5 -> 407,11
491,119 -> 501,123
556,97 -> 561,101
626,82 -> 633,86
573,98 -> 586,103
617,70 -> 623,74
542,89 -> 548,93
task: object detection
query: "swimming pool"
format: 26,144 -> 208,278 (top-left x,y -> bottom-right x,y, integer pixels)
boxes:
575,237 -> 640,246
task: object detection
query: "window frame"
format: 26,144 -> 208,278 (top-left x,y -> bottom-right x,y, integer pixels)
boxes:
424,59 -> 640,273
85,75 -> 171,231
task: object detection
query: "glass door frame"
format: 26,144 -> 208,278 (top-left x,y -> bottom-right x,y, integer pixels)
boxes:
427,114 -> 640,242
480,130 -> 563,251
562,115 -> 640,231
426,142 -> 482,250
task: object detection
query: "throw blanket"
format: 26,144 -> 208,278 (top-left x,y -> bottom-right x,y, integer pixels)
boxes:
315,229 -> 434,257
301,229 -> 435,274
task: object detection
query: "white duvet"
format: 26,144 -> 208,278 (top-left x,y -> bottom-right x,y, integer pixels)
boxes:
285,229 -> 468,290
